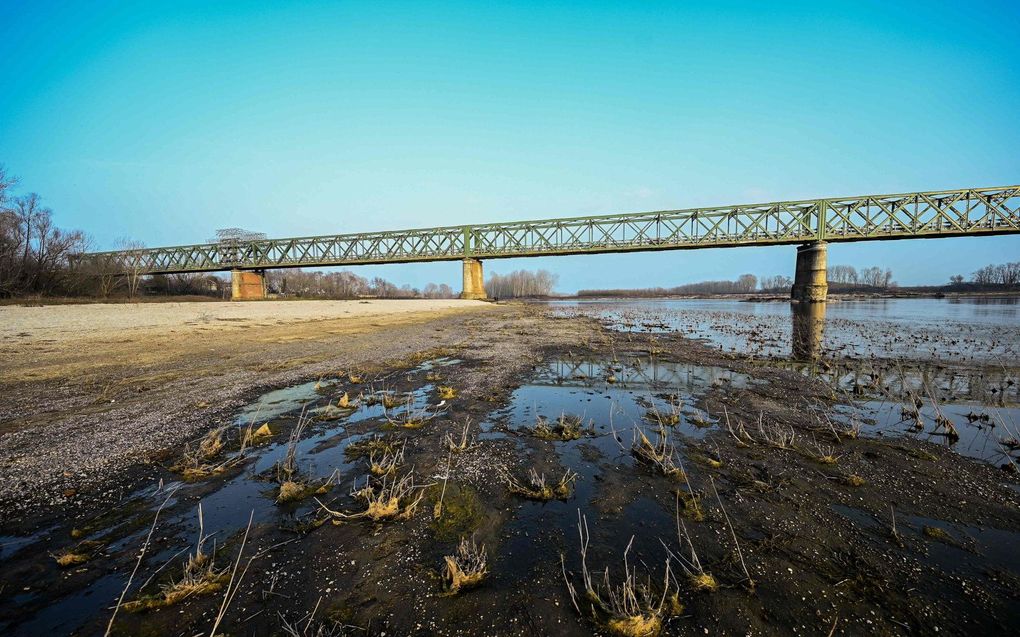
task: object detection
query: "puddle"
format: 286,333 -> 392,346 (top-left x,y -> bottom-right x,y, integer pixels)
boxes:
234,379 -> 336,424
831,503 -> 1020,578
811,361 -> 1020,469
485,357 -> 746,444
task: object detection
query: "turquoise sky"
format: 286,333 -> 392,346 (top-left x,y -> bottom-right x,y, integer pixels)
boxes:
1,0 -> 1017,291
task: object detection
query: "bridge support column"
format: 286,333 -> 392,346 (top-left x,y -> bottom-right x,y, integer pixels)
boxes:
231,269 -> 267,301
791,301 -> 826,360
791,242 -> 827,303
460,258 -> 486,300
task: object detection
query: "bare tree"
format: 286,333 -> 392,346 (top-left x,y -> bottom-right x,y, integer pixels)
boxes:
829,265 -> 858,286
115,238 -> 147,298
0,165 -> 15,208
736,273 -> 757,293
759,275 -> 792,292
972,265 -> 997,285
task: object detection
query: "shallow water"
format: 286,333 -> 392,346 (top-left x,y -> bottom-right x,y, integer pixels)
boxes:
551,297 -> 1020,470
551,296 -> 1020,363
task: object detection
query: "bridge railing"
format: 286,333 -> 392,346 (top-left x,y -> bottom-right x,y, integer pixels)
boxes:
75,185 -> 1020,274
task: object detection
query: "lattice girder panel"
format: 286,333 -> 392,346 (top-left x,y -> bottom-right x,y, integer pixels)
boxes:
75,185 -> 1020,274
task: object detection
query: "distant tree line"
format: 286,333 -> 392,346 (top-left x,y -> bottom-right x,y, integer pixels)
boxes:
828,264 -> 895,288
266,268 -> 455,299
578,274 -> 757,297
485,269 -> 558,298
960,261 -> 1020,287
758,275 -> 793,293
756,265 -> 896,293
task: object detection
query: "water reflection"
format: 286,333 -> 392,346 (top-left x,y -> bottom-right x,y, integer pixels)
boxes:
791,302 -> 826,361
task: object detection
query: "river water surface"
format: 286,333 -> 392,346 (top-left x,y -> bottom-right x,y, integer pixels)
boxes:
550,296 -> 1020,469
551,296 -> 1020,363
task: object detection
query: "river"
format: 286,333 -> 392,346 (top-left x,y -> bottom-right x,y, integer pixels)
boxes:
550,296 -> 1020,468
550,296 -> 1020,364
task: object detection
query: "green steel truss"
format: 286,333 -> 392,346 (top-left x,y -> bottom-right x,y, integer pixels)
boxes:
79,185 -> 1020,274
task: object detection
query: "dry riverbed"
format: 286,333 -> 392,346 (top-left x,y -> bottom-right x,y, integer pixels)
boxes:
0,300 -> 1018,636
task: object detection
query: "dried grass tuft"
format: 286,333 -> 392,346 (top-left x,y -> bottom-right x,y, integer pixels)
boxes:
318,472 -> 425,522
368,444 -> 405,476
500,466 -> 578,501
124,504 -> 226,612
644,396 -> 683,427
632,426 -> 685,480
443,536 -> 488,594
563,514 -> 676,637
344,434 -> 401,459
531,413 -> 591,441
445,419 -> 477,453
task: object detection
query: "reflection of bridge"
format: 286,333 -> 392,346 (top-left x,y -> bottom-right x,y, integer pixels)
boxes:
531,358 -> 745,390
76,185 -> 1020,300
775,357 -> 1019,404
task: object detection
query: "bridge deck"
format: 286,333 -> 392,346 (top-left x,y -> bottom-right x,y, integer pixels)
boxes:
79,185 -> 1020,274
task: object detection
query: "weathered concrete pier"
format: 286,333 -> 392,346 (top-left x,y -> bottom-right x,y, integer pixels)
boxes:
460,258 -> 486,300
791,241 -> 828,303
231,269 -> 267,301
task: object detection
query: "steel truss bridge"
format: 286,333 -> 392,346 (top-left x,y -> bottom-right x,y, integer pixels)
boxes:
79,185 -> 1019,274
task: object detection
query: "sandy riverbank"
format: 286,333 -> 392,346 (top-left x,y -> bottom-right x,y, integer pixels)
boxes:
0,298 -> 488,344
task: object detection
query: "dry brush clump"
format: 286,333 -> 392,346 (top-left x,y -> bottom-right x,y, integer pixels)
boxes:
364,388 -> 406,409
530,413 -> 593,441
756,415 -> 798,450
53,540 -> 103,567
385,394 -> 444,430
274,411 -> 314,501
241,422 -> 274,447
661,493 -> 718,592
563,514 -> 680,637
815,407 -> 861,442
124,505 -> 227,612
318,472 -> 426,522
806,439 -> 840,465
344,433 -> 403,459
445,418 -> 478,453
632,426 -> 686,480
724,409 -> 800,452
368,444 -> 405,476
643,396 -> 683,427
443,536 -> 488,594
500,466 -> 578,501
173,426 -> 247,480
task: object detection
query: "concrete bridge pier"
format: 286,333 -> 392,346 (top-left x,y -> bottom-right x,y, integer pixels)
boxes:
460,258 -> 486,300
791,241 -> 827,303
231,269 -> 267,301
791,301 -> 826,360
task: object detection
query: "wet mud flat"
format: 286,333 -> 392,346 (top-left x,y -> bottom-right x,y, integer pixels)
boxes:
1,310 -> 1019,636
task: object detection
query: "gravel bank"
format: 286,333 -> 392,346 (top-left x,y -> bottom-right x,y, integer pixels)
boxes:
0,299 -> 497,521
